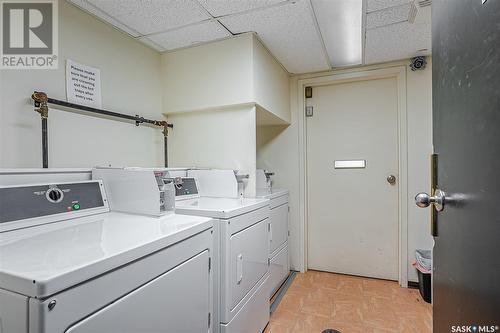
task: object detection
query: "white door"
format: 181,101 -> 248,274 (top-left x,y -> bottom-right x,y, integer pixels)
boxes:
306,77 -> 399,280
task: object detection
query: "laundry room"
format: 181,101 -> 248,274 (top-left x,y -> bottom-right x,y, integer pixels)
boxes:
1,0 -> 499,332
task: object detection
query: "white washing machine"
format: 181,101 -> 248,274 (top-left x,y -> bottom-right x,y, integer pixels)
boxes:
175,170 -> 271,333
0,180 -> 214,333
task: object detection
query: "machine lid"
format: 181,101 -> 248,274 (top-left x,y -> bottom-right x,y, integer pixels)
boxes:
0,212 -> 212,298
175,197 -> 269,219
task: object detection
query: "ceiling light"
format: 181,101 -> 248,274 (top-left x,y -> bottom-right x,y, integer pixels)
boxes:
311,0 -> 363,67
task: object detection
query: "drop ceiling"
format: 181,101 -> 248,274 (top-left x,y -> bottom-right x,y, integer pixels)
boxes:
68,0 -> 432,74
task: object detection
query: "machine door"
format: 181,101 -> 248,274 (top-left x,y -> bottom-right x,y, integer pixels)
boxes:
228,219 -> 269,310
66,250 -> 210,333
269,203 -> 288,255
269,243 -> 289,298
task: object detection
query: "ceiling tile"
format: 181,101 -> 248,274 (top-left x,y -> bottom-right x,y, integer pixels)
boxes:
365,6 -> 431,64
198,0 -> 286,17
86,0 -> 211,35
68,0 -> 141,37
147,21 -> 231,51
366,3 -> 414,29
367,0 -> 412,12
220,0 -> 330,73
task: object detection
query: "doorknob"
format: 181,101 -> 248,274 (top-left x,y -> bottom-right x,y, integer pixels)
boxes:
387,175 -> 396,185
415,189 -> 446,212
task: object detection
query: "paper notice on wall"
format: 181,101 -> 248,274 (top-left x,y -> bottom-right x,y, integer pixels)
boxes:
66,59 -> 102,108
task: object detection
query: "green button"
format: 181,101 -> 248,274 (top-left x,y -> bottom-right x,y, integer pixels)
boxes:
72,203 -> 81,210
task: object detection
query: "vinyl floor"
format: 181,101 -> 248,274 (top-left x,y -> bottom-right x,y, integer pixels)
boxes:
264,270 -> 432,333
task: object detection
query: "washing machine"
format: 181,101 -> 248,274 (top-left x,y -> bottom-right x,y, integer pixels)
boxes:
0,180 -> 214,333
175,169 -> 271,333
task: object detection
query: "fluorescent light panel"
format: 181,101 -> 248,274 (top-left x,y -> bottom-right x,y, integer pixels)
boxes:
311,0 -> 363,67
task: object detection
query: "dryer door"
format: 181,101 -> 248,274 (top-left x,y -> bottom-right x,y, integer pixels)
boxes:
228,219 -> 269,310
269,203 -> 288,255
66,250 -> 210,333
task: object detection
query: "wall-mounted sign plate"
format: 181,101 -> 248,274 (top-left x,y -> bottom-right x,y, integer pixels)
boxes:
334,160 -> 366,169
305,106 -> 314,117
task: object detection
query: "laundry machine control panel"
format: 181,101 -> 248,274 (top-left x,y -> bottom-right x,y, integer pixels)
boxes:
174,177 -> 199,200
0,181 -> 109,231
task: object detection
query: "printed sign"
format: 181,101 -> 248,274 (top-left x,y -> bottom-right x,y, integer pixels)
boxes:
66,59 -> 102,108
0,0 -> 58,69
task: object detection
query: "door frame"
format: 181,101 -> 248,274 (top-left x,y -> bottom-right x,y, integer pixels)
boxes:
297,66 -> 409,287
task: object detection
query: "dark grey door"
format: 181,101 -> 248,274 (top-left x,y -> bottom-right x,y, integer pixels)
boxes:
431,0 -> 500,331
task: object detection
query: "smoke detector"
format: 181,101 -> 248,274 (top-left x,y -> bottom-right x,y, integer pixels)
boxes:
410,56 -> 427,71
417,0 -> 432,7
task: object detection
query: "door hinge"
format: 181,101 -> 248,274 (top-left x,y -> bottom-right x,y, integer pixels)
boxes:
305,106 -> 314,117
268,223 -> 271,231
208,312 -> 211,328
208,257 -> 211,272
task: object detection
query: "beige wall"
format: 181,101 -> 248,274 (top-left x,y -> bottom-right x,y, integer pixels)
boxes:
167,106 -> 257,196
161,35 -> 254,114
252,36 -> 291,124
0,1 -> 164,168
257,60 -> 434,281
161,33 -> 290,124
161,33 -> 290,196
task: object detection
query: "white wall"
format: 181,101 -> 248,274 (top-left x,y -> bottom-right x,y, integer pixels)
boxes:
161,35 -> 254,114
161,33 -> 290,125
257,60 -> 434,281
252,36 -> 290,124
166,106 -> 257,196
0,1 -> 164,168
161,33 -> 290,196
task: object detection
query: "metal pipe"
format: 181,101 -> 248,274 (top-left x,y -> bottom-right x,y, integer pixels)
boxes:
39,94 -> 173,129
41,118 -> 48,168
164,136 -> 168,167
32,92 -> 49,168
31,91 -> 173,168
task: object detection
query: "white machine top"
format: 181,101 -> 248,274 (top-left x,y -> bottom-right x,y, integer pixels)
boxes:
0,212 -> 212,298
175,197 -> 269,219
255,188 -> 289,200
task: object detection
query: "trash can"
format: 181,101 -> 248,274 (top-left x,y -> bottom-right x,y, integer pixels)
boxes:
414,249 -> 432,303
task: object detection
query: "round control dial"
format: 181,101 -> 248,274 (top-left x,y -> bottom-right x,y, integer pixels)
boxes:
46,188 -> 64,203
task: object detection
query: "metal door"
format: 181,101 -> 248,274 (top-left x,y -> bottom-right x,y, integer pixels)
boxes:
307,77 -> 399,280
416,0 -> 500,330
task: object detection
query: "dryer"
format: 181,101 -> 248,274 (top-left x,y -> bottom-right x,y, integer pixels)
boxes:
175,170 -> 271,333
0,180 -> 214,333
255,169 -> 291,298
